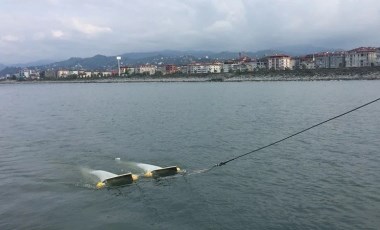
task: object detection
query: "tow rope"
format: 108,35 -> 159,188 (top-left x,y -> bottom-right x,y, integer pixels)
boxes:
212,97 -> 380,169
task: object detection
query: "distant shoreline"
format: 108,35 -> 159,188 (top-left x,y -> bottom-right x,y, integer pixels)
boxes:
1,73 -> 380,84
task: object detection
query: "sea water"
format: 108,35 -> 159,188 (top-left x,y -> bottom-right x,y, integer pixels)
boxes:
0,81 -> 379,229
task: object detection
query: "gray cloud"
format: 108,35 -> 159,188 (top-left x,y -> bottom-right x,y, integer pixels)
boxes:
1,0 -> 380,64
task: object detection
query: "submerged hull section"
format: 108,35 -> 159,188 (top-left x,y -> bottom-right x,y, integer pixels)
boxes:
151,166 -> 179,178
104,173 -> 134,187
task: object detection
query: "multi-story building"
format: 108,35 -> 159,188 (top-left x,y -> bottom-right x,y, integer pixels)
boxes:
329,52 -> 346,68
267,54 -> 292,70
187,63 -> 208,74
223,61 -> 238,73
180,65 -> 188,74
314,53 -> 329,69
18,69 -> 29,78
92,71 -> 100,77
57,70 -> 70,78
84,71 -> 92,78
68,70 -> 79,76
245,61 -> 256,72
120,66 -> 135,75
290,58 -> 297,69
186,63 -> 222,74
314,52 -> 346,69
136,65 -> 156,75
246,59 -> 267,71
235,63 -> 250,72
102,71 -> 112,77
256,59 -> 267,69
77,70 -> 85,78
156,66 -> 166,75
345,47 -> 377,67
294,55 -> 315,69
165,64 -> 178,74
44,70 -> 57,79
207,63 -> 222,73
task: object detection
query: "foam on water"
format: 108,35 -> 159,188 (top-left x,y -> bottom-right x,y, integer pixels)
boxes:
185,168 -> 209,176
74,182 -> 97,190
115,158 -> 162,173
90,170 -> 118,182
115,158 -> 209,177
80,167 -> 117,182
135,163 -> 162,172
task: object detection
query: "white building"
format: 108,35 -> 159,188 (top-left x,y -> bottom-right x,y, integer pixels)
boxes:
136,65 -> 156,75
345,47 -> 377,67
187,63 -> 222,74
84,72 -> 92,78
246,59 -> 266,71
18,69 -> 40,79
207,63 -> 222,73
223,61 -> 238,73
101,71 -> 112,77
19,69 -> 30,78
57,70 -> 69,78
92,71 -> 100,77
267,55 -> 292,70
120,66 -> 136,75
69,70 -> 79,75
188,63 -> 208,74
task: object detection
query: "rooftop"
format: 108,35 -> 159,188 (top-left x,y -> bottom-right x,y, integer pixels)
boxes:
349,47 -> 377,53
267,54 -> 291,58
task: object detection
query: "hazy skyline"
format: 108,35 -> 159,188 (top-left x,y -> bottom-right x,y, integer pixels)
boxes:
1,0 -> 380,64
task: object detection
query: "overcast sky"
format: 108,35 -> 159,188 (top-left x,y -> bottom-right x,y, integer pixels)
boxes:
1,0 -> 380,64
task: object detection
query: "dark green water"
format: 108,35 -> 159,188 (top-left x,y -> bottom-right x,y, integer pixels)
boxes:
0,81 -> 379,229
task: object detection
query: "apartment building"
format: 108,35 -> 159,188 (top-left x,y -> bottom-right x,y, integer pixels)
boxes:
180,65 -> 188,74
135,65 -> 156,75
314,53 -> 329,68
57,70 -> 70,78
165,64 -> 178,74
84,72 -> 92,78
314,52 -> 346,69
187,63 -> 222,74
207,63 -> 222,73
267,55 -> 292,70
223,61 -> 238,73
345,47 -> 377,67
120,66 -> 136,75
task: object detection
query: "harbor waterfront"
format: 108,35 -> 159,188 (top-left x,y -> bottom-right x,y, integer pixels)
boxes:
0,81 -> 379,229
2,71 -> 380,84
